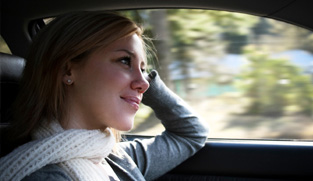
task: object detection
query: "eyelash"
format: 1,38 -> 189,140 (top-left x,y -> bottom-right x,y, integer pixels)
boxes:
119,56 -> 131,66
118,56 -> 146,72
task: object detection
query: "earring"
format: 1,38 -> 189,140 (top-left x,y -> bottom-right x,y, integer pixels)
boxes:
67,79 -> 72,83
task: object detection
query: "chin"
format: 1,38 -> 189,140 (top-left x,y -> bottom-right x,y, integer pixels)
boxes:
120,124 -> 134,132
115,127 -> 133,132
114,118 -> 134,132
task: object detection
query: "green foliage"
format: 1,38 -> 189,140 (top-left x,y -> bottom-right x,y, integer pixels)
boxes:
239,46 -> 313,116
167,9 -> 258,45
266,19 -> 313,53
122,9 -> 313,116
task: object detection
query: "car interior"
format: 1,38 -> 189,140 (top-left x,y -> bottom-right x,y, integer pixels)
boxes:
1,0 -> 313,180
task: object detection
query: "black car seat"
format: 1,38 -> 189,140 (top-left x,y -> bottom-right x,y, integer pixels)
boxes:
0,52 -> 25,157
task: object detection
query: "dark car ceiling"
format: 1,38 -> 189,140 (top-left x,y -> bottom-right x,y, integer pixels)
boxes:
1,0 -> 311,58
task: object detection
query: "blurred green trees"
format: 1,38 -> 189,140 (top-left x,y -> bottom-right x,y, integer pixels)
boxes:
166,9 -> 259,94
167,9 -> 259,60
124,9 -> 313,116
239,46 -> 313,116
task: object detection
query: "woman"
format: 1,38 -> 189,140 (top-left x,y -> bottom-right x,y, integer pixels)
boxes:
0,11 -> 208,180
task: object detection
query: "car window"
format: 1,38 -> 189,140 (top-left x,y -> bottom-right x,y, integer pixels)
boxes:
0,35 -> 12,54
118,9 -> 313,140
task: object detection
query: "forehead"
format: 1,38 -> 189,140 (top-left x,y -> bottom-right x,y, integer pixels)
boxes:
102,34 -> 146,64
107,34 -> 144,54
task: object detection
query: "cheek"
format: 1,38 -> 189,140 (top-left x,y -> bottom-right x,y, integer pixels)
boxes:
87,67 -> 131,106
85,62 -> 118,86
74,58 -> 132,105
99,65 -> 131,87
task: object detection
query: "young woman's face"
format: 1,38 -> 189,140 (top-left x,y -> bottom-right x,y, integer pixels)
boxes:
64,34 -> 149,131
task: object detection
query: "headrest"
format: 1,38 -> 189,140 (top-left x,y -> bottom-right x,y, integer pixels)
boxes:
0,53 -> 25,82
0,53 -> 25,123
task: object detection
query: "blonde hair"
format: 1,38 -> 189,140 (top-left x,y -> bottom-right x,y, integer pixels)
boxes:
11,11 -> 146,142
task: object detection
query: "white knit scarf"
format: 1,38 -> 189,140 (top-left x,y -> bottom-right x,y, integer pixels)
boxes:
0,120 -> 117,181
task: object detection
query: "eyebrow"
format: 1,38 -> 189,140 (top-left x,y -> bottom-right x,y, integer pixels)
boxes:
115,49 -> 135,57
115,49 -> 146,67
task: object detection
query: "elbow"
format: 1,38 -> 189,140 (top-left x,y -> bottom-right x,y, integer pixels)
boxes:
194,118 -> 209,148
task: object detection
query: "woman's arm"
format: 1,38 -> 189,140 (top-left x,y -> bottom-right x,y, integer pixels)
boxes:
117,70 -> 208,180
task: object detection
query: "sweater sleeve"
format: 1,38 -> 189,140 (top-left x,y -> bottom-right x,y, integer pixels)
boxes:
118,70 -> 208,180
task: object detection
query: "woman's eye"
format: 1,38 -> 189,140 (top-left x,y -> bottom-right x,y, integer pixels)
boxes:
119,57 -> 131,67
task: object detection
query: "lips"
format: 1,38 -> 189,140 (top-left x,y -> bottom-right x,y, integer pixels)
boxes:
121,96 -> 141,110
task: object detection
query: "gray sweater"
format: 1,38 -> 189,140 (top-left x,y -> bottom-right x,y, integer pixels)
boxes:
23,71 -> 208,181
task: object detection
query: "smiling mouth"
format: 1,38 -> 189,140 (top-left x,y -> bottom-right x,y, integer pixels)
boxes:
121,96 -> 141,110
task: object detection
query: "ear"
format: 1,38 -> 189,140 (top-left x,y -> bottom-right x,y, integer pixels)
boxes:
63,62 -> 74,85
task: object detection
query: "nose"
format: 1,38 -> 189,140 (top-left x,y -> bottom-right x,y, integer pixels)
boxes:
131,70 -> 150,93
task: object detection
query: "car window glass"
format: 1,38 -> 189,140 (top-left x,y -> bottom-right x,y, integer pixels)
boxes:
119,9 -> 313,140
0,36 -> 12,54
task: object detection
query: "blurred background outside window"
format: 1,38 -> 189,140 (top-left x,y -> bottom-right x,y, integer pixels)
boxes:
122,9 -> 313,140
